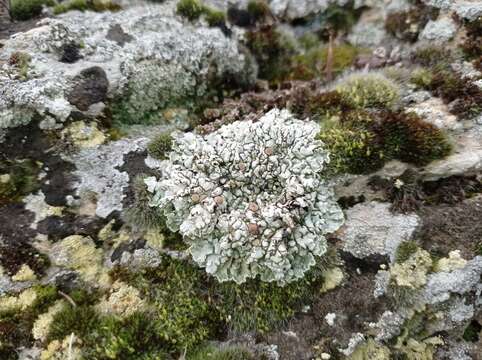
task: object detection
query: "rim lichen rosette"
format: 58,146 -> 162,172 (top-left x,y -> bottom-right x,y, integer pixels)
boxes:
147,109 -> 344,284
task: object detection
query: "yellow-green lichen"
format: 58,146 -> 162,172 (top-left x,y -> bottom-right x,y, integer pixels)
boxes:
32,300 -> 66,341
349,338 -> 391,360
96,281 -> 146,317
433,250 -> 467,272
61,121 -> 106,148
390,248 -> 432,289
50,235 -> 110,287
11,264 -> 37,282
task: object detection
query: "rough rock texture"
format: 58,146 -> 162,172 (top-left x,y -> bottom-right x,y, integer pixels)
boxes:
0,2 -> 256,136
148,109 -> 344,284
69,137 -> 148,218
423,125 -> 482,180
339,201 -> 419,262
419,16 -> 458,43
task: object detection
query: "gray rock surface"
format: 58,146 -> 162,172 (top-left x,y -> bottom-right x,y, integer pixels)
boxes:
420,16 -> 457,43
0,2 -> 256,137
339,201 -> 420,261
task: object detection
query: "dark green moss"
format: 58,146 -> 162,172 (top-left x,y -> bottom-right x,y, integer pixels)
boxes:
204,8 -> 226,27
114,257 -> 221,353
47,305 -> 100,342
0,285 -> 59,351
53,0 -> 121,14
214,265 -> 325,333
10,0 -> 55,20
318,125 -> 385,174
147,133 -> 173,160
289,44 -> 364,81
0,241 -> 50,278
0,158 -> 41,206
245,26 -> 295,82
188,344 -> 255,360
177,0 -> 205,21
246,0 -> 270,22
411,46 -> 454,68
123,174 -> 165,232
462,320 -> 481,342
460,18 -> 482,60
425,68 -> 482,118
8,51 -> 31,81
377,111 -> 453,166
395,241 -> 419,263
316,107 -> 451,175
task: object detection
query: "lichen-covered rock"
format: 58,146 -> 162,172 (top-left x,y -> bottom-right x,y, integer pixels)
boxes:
148,109 -> 344,284
340,202 -> 419,261
419,16 -> 457,43
69,137 -> 148,218
0,2 -> 256,136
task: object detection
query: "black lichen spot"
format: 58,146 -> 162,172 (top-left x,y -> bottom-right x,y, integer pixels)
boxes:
37,213 -> 107,242
67,66 -> 109,111
60,42 -> 82,63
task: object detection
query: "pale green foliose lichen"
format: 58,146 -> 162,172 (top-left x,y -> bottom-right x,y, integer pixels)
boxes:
147,109 -> 345,284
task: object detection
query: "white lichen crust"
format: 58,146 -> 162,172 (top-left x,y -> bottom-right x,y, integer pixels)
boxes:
148,109 -> 344,284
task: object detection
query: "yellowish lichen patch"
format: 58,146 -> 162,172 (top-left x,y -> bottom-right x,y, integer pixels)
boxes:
144,229 -> 164,250
321,267 -> 344,293
41,334 -> 82,360
32,300 -> 66,341
0,287 -> 38,312
96,280 -> 146,317
97,219 -> 116,242
61,121 -> 106,148
390,248 -> 432,289
349,338 -> 391,360
395,337 -> 444,360
12,264 -> 37,282
433,250 -> 467,272
50,235 -> 110,288
0,174 -> 11,183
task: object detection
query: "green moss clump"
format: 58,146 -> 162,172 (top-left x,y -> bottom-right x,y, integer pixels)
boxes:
462,320 -> 481,342
113,257 -> 221,353
204,8 -> 226,27
8,51 -> 31,81
0,285 -> 59,352
411,46 -> 454,68
336,72 -> 400,109
53,0 -> 121,14
176,0 -> 205,21
461,18 -> 482,60
147,133 -> 173,160
84,312 -> 170,360
188,344 -> 254,360
214,266 -> 324,333
246,0 -> 270,21
123,174 -> 165,232
47,305 -> 99,342
10,0 -> 55,20
378,111 -> 453,165
395,241 -> 419,264
424,68 -> 482,118
245,26 -> 296,83
318,126 -> 384,174
289,44 -> 364,81
0,159 -> 41,205
317,107 -> 452,174
410,68 -> 433,89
